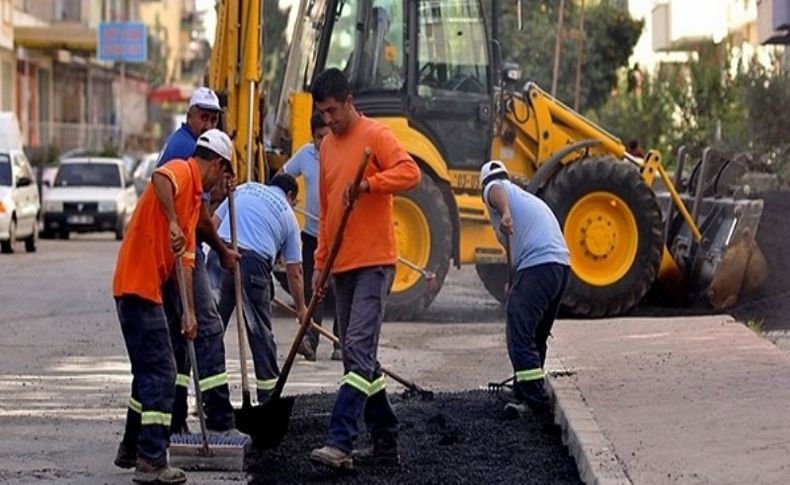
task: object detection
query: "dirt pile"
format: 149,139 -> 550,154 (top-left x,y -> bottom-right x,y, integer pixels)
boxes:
246,391 -> 582,484
729,190 -> 790,330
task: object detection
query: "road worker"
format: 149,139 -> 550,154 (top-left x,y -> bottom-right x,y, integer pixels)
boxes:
308,68 -> 420,470
112,129 -> 233,483
155,87 -> 240,437
281,112 -> 341,362
479,160 -> 570,416
206,173 -> 307,402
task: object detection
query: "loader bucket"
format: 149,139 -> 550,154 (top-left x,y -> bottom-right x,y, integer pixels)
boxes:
676,197 -> 766,309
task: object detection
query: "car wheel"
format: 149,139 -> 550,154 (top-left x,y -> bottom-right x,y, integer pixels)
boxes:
115,214 -> 125,240
58,230 -> 70,240
24,222 -> 38,253
1,218 -> 16,253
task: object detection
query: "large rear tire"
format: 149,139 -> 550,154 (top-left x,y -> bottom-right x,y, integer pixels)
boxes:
475,262 -> 508,304
541,156 -> 663,317
385,175 -> 452,321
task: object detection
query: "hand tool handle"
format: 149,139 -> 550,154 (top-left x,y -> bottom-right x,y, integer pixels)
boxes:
273,147 -> 372,399
505,234 -> 513,290
228,187 -> 252,407
272,296 -> 432,396
175,259 -> 211,456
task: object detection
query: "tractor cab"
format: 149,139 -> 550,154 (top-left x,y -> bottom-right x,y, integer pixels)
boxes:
274,0 -> 494,172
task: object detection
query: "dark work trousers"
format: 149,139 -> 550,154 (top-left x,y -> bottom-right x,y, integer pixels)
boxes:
117,295 -> 176,467
327,265 -> 399,453
208,247 -> 279,402
162,247 -> 235,433
301,232 -> 340,351
506,263 -> 570,401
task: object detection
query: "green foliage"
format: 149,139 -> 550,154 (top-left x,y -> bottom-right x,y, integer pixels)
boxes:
263,2 -> 292,114
486,0 -> 643,111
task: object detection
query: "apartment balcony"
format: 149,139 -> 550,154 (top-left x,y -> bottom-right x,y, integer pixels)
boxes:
23,121 -> 120,153
14,22 -> 97,52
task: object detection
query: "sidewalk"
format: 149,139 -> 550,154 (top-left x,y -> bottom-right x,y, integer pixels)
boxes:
546,315 -> 790,485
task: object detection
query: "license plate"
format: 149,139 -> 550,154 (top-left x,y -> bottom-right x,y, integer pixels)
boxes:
67,215 -> 94,224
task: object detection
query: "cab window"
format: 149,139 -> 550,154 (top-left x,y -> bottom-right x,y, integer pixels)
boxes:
417,0 -> 489,96
0,154 -> 10,186
324,0 -> 405,92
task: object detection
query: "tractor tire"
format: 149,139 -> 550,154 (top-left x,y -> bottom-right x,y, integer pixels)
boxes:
541,156 -> 663,317
1,217 -> 16,253
385,175 -> 452,321
475,262 -> 508,305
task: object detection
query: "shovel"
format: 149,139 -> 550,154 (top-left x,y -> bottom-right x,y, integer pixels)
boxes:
252,147 -> 372,449
272,296 -> 434,400
222,183 -> 290,445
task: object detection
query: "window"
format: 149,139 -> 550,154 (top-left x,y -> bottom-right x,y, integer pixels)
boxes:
417,0 -> 489,96
324,0 -> 405,92
55,163 -> 122,188
0,154 -> 10,186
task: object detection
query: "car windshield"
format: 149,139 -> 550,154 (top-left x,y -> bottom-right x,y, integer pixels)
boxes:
54,162 -> 121,187
0,154 -> 10,186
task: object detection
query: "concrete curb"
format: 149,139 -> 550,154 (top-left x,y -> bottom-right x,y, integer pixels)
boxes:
546,365 -> 631,485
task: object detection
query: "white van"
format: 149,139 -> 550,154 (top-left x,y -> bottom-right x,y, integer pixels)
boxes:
0,149 -> 41,253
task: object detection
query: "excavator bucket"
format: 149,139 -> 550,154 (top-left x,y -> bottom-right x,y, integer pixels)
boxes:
658,147 -> 767,309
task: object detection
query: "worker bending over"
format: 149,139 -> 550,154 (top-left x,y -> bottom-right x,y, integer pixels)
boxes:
207,174 -> 307,402
480,161 -> 570,416
156,87 -> 240,437
308,68 -> 420,470
112,129 -> 233,484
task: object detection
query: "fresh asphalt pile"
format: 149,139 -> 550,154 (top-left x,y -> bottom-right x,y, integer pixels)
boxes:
245,390 -> 582,484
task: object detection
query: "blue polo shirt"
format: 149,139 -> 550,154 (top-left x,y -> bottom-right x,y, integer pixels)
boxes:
157,123 -> 197,167
483,179 -> 569,271
282,143 -> 319,237
214,182 -> 302,264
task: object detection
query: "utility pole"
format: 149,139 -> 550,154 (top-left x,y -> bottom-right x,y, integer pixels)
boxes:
573,0 -> 586,111
551,0 -> 566,98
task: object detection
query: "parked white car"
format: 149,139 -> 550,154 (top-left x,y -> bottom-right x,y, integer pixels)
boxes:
132,152 -> 159,197
43,157 -> 137,240
0,150 -> 41,253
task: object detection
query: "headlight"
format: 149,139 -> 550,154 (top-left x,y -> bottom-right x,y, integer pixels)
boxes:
98,200 -> 117,213
45,200 -> 63,213
0,201 -> 5,213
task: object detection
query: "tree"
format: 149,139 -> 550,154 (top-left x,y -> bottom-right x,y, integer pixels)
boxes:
486,0 -> 643,111
263,2 -> 291,114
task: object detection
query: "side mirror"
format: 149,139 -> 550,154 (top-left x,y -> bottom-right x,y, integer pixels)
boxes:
43,180 -> 51,188
17,176 -> 32,188
126,177 -> 134,188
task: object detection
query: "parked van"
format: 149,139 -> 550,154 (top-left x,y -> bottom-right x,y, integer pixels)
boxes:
0,149 -> 41,253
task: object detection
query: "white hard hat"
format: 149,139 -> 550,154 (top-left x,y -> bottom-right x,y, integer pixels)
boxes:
189,87 -> 222,112
196,129 -> 233,165
480,160 -> 508,186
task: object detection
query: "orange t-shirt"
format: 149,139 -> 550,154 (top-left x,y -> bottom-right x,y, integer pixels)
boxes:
112,158 -> 203,304
315,116 -> 420,273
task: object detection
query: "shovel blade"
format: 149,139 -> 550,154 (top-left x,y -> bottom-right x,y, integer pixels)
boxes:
234,396 -> 295,450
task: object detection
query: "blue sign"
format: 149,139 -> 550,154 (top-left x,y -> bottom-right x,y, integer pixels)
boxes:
98,22 -> 147,63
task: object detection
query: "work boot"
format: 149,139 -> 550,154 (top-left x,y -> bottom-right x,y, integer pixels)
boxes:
132,458 -> 186,484
331,348 -> 342,361
353,437 -> 400,466
309,445 -> 354,470
298,339 -> 317,362
113,442 -> 136,469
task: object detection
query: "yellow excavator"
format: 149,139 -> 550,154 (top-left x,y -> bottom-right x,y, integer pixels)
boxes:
210,0 -> 766,319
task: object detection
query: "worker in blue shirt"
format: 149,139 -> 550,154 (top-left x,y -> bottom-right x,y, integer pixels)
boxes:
281,112 -> 341,361
154,87 -> 240,438
480,160 -> 570,416
207,174 -> 307,402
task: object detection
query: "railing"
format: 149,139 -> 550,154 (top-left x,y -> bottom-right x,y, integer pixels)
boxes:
22,121 -> 121,153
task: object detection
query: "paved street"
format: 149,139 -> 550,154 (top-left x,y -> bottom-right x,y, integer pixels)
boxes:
0,236 -> 516,483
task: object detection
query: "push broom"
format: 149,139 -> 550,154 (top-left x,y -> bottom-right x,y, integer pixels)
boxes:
169,259 -> 249,471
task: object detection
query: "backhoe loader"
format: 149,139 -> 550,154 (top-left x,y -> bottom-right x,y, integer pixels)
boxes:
212,0 -> 766,319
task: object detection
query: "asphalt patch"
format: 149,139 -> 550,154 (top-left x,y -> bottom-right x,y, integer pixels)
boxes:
246,390 -> 582,484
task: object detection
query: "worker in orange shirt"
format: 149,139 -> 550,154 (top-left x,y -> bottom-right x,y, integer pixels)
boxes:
112,129 -> 233,484
308,68 -> 420,470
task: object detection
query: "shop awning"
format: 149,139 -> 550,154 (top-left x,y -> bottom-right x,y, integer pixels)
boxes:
148,85 -> 194,104
15,24 -> 97,52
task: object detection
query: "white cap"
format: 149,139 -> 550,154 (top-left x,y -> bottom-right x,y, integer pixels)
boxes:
196,129 -> 234,164
189,87 -> 222,112
480,160 -> 508,186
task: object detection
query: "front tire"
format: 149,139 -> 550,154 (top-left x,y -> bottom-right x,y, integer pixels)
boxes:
1,218 -> 16,253
24,222 -> 38,253
541,156 -> 663,317
385,174 -> 452,321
